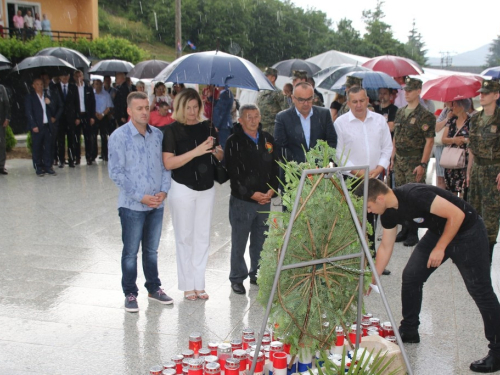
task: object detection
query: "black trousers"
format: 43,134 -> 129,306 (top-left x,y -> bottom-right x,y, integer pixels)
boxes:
32,124 -> 52,172
74,120 -> 84,162
96,117 -> 111,161
57,119 -> 77,164
400,217 -> 500,358
82,117 -> 97,162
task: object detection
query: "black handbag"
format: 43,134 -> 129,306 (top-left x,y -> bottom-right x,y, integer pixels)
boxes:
212,155 -> 229,184
209,123 -> 229,184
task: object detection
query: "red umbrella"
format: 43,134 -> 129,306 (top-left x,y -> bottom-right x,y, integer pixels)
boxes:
362,55 -> 423,77
421,75 -> 483,102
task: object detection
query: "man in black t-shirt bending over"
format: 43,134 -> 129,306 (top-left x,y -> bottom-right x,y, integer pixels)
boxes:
358,178 -> 500,373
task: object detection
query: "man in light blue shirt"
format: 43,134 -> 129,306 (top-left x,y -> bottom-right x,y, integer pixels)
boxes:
93,79 -> 113,161
108,91 -> 173,312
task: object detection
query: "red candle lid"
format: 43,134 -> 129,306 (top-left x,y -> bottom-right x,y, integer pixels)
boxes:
273,352 -> 287,369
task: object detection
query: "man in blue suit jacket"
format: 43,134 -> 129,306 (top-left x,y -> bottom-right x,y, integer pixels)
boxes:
212,86 -> 234,149
25,78 -> 57,176
274,82 -> 337,163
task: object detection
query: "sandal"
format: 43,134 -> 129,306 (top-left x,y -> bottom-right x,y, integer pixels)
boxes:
184,291 -> 197,301
195,290 -> 209,300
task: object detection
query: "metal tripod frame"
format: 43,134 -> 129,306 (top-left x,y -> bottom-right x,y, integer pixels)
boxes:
249,165 -> 412,375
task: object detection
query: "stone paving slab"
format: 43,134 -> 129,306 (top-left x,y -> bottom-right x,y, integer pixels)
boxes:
0,158 -> 499,374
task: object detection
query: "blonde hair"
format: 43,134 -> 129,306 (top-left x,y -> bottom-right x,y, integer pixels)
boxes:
172,88 -> 205,124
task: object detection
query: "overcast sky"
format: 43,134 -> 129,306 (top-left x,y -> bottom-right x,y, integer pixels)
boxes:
291,0 -> 497,57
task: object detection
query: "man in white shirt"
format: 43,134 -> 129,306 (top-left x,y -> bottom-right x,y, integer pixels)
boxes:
334,86 -> 393,274
23,10 -> 34,39
25,78 -> 57,176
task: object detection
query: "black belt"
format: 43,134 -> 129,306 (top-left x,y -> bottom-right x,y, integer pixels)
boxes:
396,149 -> 422,157
475,157 -> 500,166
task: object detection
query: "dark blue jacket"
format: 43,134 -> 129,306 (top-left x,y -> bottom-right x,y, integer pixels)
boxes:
274,106 -> 337,163
25,91 -> 56,131
212,89 -> 234,130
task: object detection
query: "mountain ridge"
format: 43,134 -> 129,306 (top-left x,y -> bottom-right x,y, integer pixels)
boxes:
427,44 -> 490,67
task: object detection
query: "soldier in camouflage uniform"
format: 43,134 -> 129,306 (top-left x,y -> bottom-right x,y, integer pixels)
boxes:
337,76 -> 363,116
292,69 -> 308,87
257,67 -> 289,135
467,79 -> 500,261
391,77 -> 436,246
307,77 -> 324,107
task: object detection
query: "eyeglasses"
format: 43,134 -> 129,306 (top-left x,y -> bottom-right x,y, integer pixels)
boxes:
293,96 -> 314,103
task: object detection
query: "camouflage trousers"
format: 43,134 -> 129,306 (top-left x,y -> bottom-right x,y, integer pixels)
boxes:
469,163 -> 500,245
261,123 -> 274,137
394,155 -> 426,187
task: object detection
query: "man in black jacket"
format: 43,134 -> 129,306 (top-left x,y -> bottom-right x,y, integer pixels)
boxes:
113,72 -> 134,128
224,104 -> 280,295
73,70 -> 96,165
55,72 -> 79,168
41,73 -> 63,166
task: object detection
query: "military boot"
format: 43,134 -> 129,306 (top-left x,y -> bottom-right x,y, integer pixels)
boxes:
404,227 -> 419,247
395,225 -> 408,243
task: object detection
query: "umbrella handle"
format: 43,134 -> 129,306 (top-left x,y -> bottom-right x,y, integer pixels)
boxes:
224,75 -> 234,85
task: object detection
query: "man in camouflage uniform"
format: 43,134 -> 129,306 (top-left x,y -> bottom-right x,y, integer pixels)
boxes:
292,69 -> 308,87
391,77 -> 435,246
337,76 -> 363,116
467,79 -> 500,262
307,77 -> 324,107
257,67 -> 288,135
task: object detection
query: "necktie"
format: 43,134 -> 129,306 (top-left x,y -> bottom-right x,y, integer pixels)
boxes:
63,85 -> 67,99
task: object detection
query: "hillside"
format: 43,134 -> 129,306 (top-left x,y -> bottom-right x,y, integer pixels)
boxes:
99,8 -> 178,63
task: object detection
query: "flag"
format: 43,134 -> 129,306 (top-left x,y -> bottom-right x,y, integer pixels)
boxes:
177,40 -> 182,53
187,40 -> 196,50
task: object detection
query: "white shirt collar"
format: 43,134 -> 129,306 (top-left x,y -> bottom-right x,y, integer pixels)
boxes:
347,109 -> 374,123
294,107 -> 313,120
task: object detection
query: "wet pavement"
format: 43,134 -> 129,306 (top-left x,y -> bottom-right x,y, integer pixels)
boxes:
0,158 -> 499,375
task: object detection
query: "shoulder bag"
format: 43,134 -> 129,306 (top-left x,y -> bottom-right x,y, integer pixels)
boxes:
209,122 -> 229,184
439,126 -> 466,169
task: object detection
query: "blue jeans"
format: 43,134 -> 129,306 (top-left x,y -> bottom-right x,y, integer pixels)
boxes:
218,128 -> 231,150
401,217 -> 500,358
229,196 -> 270,283
119,207 -> 164,296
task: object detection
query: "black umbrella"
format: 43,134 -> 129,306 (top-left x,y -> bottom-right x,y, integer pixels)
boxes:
35,47 -> 91,69
127,59 -> 170,79
89,59 -> 134,76
0,53 -> 11,71
271,59 -> 321,77
10,56 -> 77,79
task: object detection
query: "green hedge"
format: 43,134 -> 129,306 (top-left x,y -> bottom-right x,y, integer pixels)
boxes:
5,125 -> 16,151
0,34 -> 148,64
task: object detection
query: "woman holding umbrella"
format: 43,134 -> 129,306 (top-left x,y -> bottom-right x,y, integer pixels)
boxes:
442,99 -> 471,197
162,88 -> 223,301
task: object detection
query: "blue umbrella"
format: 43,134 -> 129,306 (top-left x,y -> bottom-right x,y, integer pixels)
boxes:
155,50 -> 274,91
330,70 -> 401,92
480,66 -> 500,79
317,65 -> 371,91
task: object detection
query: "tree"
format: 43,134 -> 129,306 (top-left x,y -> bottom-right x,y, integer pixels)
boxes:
331,19 -> 363,55
486,35 -> 500,67
405,20 -> 427,66
361,0 -> 406,57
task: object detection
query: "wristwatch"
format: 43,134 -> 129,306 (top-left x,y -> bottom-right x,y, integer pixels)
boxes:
419,162 -> 427,169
